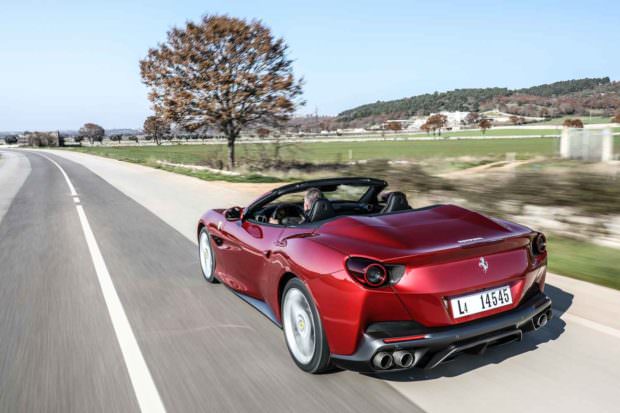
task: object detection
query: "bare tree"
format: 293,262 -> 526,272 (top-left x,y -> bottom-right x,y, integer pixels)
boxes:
143,116 -> 171,145
465,112 -> 480,125
79,123 -> 105,144
140,15 -> 303,169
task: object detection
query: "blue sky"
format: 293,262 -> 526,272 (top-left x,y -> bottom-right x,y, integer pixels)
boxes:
1,0 -> 617,131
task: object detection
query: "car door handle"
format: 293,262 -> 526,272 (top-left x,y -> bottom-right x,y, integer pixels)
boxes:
274,240 -> 287,247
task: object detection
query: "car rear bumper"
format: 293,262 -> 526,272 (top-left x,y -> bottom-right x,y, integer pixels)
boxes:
330,291 -> 552,372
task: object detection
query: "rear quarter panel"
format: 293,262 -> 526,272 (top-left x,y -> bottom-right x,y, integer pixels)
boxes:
281,237 -> 411,355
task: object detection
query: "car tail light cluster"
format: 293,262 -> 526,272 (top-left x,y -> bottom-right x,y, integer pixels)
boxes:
345,257 -> 405,288
531,233 -> 547,256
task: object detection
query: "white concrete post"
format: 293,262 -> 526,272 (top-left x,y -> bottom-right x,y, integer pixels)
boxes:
560,127 -> 570,158
601,128 -> 613,162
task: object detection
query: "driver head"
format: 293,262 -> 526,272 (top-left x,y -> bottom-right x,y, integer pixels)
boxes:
304,188 -> 323,213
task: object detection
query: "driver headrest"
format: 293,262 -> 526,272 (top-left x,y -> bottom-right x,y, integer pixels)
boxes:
307,198 -> 336,223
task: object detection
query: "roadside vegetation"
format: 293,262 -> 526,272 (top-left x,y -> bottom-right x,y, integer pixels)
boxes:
65,137 -> 558,166
547,237 -> 620,290
154,163 -> 284,183
344,159 -> 620,290
535,115 -> 614,125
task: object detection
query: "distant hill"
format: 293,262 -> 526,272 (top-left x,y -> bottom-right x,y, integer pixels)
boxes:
337,77 -> 619,126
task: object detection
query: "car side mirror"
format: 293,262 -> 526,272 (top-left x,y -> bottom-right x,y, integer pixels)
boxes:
224,206 -> 243,221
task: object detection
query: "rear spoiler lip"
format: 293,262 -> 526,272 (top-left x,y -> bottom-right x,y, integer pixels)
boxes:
379,233 -> 532,265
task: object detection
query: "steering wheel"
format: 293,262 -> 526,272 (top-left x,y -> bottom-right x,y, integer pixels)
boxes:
271,203 -> 305,225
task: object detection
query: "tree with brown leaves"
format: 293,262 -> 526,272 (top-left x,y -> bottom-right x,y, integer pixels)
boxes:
478,118 -> 492,134
425,114 -> 448,135
143,116 -> 171,145
385,121 -> 403,132
79,123 -> 105,144
563,118 -> 584,128
256,127 -> 270,138
140,15 -> 303,169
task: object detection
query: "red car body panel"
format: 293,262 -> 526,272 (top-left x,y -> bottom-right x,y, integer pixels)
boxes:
199,199 -> 548,357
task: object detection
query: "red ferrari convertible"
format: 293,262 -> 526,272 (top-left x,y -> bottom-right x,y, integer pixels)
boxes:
197,177 -> 552,373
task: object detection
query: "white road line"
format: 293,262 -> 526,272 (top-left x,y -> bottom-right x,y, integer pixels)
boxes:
39,153 -> 77,196
36,153 -> 166,413
555,310 -> 620,340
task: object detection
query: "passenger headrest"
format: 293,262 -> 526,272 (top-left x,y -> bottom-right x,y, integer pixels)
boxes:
381,191 -> 410,214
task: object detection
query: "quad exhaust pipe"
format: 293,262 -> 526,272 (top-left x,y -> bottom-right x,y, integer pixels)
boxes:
372,350 -> 415,370
533,310 -> 550,330
372,352 -> 393,370
392,350 -> 415,368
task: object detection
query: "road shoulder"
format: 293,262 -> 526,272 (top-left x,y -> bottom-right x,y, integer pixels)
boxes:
0,151 -> 31,225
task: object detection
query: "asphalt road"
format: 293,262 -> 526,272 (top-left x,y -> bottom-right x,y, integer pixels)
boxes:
0,150 -> 418,412
1,149 -> 619,412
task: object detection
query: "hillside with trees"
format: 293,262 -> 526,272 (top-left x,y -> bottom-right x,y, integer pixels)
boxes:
336,77 -> 619,126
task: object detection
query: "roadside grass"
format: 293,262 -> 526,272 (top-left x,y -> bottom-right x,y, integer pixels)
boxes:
153,163 -> 285,183
435,128 -> 560,138
378,128 -> 560,139
292,138 -> 557,162
548,236 -> 620,291
65,137 -> 559,165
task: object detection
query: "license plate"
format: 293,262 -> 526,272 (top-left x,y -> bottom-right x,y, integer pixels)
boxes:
450,286 -> 513,319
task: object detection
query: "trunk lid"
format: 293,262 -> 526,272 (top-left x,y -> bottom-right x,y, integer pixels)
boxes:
317,205 -> 539,326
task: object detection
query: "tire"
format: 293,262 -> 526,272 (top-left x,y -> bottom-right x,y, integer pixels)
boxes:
198,227 -> 219,283
281,278 -> 331,373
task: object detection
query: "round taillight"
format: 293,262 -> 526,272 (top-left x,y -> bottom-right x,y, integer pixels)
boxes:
364,263 -> 387,287
533,234 -> 547,255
